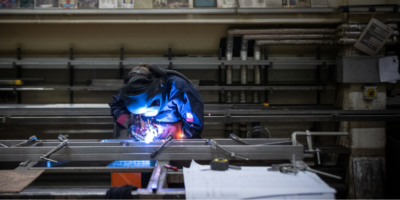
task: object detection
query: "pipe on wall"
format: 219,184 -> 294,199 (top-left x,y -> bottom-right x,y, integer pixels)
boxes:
253,44 -> 261,103
240,36 -> 248,103
256,39 -> 335,45
243,34 -> 334,40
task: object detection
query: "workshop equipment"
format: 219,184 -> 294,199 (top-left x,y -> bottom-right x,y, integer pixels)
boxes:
150,134 -> 173,159
12,135 -> 37,147
164,164 -> 178,171
40,134 -> 69,163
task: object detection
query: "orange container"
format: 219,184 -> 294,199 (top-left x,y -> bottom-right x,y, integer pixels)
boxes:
111,173 -> 142,188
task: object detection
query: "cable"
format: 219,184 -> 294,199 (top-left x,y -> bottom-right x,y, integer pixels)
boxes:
246,126 -> 271,138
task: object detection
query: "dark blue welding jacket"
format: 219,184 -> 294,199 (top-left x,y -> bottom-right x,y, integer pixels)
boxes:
109,75 -> 204,139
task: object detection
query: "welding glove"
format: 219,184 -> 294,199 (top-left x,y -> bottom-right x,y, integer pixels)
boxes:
155,122 -> 183,139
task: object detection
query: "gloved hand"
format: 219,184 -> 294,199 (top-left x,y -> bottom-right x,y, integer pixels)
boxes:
155,122 -> 183,139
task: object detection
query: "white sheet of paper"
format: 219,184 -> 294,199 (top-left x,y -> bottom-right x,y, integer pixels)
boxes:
379,56 -> 399,83
184,160 -> 336,200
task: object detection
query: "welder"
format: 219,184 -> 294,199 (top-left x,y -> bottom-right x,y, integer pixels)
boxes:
109,63 -> 204,140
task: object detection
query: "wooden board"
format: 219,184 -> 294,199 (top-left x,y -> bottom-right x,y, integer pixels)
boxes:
0,170 -> 44,193
352,157 -> 384,199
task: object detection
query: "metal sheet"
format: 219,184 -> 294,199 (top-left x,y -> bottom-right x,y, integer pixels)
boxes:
336,56 -> 382,83
0,170 -> 44,193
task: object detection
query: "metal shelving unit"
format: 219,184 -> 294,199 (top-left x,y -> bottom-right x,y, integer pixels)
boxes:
0,8 -> 336,15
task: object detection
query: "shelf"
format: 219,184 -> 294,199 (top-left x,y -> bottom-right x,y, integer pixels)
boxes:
0,57 -> 336,69
0,8 -> 237,15
0,85 -> 335,91
0,8 -> 337,15
238,8 -> 336,14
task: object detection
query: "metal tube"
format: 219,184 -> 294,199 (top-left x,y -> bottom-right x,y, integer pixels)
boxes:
253,44 -> 261,103
256,39 -> 335,46
337,38 -> 397,45
244,34 -> 334,40
336,30 -> 400,38
337,23 -> 398,31
228,28 -> 336,35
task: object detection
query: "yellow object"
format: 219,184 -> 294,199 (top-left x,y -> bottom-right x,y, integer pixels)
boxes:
366,89 -> 376,97
15,80 -> 22,85
214,158 -> 228,163
263,103 -> 269,107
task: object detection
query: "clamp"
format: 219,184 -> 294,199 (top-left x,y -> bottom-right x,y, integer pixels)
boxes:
207,139 -> 249,161
40,134 -> 69,163
12,135 -> 38,147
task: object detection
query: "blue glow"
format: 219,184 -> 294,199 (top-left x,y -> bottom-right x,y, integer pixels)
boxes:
107,160 -> 156,168
47,161 -> 51,168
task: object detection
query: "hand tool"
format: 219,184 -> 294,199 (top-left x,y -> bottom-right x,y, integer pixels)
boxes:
150,134 -> 173,159
201,158 -> 241,171
164,164 -> 178,171
19,159 -> 31,167
12,135 -> 37,147
229,134 -> 250,145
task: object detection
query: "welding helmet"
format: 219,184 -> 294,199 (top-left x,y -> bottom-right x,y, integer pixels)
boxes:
120,68 -> 167,117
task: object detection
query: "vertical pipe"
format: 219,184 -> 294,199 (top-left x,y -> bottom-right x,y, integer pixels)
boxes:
218,48 -> 222,103
16,48 -> 21,104
226,35 -> 233,103
264,47 -> 269,103
69,48 -> 74,104
253,44 -> 261,103
240,36 -> 248,103
316,47 -> 321,105
119,48 -> 124,79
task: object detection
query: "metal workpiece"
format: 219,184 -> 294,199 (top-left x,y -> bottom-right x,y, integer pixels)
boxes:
0,142 -> 8,148
0,139 -> 304,162
256,39 -> 335,45
147,161 -> 169,194
228,28 -> 336,35
244,34 -> 334,40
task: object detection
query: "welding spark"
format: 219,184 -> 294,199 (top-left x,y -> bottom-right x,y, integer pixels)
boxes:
143,124 -> 158,143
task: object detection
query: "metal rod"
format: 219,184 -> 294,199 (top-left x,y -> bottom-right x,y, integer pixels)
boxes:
228,28 -> 336,35
244,34 -> 334,40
